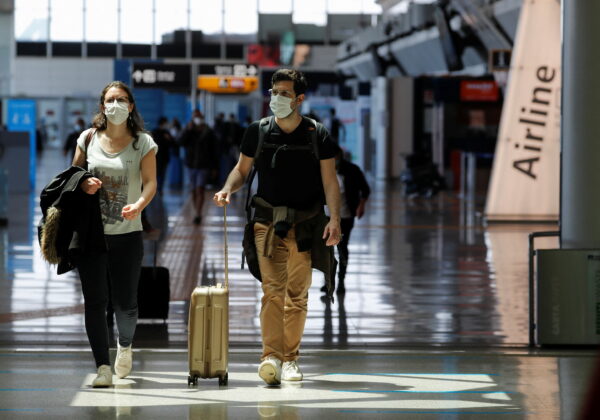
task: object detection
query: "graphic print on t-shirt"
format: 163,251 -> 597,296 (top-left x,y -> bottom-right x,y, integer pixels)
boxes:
96,169 -> 128,225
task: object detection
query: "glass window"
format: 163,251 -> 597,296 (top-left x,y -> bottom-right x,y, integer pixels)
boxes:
86,0 -> 118,42
258,0 -> 292,14
121,0 -> 153,43
328,0 -> 381,14
293,2 -> 326,25
51,0 -> 83,42
156,0 -> 188,43
190,2 -> 221,35
224,0 -> 257,34
15,0 -> 49,41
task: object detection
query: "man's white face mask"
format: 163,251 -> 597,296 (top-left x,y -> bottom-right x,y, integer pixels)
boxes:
104,101 -> 130,125
269,94 -> 295,119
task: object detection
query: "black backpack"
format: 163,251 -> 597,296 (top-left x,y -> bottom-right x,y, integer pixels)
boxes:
244,115 -> 320,214
241,115 -> 320,280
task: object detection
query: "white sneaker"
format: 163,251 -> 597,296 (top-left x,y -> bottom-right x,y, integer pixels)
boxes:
282,360 -> 303,381
114,343 -> 132,379
258,356 -> 282,385
92,364 -> 113,388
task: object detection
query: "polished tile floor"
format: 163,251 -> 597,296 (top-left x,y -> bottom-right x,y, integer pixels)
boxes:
0,146 -> 596,419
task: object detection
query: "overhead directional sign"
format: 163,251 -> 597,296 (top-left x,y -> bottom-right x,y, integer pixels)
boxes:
197,75 -> 259,94
131,63 -> 191,90
198,63 -> 258,77
197,63 -> 259,93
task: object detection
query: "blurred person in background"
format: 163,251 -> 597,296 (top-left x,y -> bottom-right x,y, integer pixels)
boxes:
151,116 -> 175,194
328,108 -> 345,145
64,117 -> 87,162
218,113 -> 243,184
180,110 -> 218,225
167,117 -> 184,190
320,143 -> 370,296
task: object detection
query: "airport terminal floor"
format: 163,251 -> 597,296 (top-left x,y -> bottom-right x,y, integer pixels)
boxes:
0,143 -> 597,419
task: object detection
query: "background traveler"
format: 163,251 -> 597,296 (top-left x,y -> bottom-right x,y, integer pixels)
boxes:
151,116 -> 175,194
180,110 -> 218,225
321,144 -> 370,295
328,108 -> 345,145
63,118 -> 86,161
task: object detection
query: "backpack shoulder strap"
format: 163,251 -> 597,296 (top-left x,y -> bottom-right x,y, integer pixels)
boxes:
255,116 -> 274,159
303,116 -> 320,160
244,117 -> 273,220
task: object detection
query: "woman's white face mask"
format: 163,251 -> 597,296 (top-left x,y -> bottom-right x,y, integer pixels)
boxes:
269,94 -> 295,119
104,101 -> 130,125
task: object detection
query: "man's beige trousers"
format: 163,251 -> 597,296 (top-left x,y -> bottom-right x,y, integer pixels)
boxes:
254,222 -> 312,362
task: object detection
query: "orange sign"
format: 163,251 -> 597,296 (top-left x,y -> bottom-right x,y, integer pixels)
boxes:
197,75 -> 259,94
460,80 -> 499,102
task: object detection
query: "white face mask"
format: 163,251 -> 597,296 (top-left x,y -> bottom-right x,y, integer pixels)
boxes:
269,94 -> 295,119
193,117 -> 203,126
104,101 -> 130,125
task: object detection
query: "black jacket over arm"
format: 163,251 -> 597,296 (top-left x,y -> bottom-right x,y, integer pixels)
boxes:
39,166 -> 106,274
338,159 -> 371,218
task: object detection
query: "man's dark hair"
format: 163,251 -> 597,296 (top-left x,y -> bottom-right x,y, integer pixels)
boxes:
271,69 -> 308,96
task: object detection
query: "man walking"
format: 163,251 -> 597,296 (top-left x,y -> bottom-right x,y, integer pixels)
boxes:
321,144 -> 370,295
214,69 -> 341,385
181,110 -> 218,225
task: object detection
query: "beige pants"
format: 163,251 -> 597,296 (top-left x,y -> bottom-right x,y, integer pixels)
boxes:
254,222 -> 312,362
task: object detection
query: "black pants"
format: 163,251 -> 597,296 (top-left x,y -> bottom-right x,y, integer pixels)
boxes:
77,231 -> 143,367
337,218 -> 355,285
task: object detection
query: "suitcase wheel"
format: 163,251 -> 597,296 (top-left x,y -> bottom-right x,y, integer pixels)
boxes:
188,375 -> 198,386
218,373 -> 228,386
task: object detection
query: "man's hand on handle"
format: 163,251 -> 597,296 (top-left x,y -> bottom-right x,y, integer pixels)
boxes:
213,190 -> 231,207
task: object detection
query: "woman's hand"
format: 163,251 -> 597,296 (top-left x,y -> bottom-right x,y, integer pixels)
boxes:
122,204 -> 141,220
80,177 -> 102,195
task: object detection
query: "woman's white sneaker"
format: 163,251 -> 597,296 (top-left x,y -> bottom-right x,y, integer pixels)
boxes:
258,356 -> 282,385
282,360 -> 303,381
115,344 -> 132,378
92,365 -> 113,388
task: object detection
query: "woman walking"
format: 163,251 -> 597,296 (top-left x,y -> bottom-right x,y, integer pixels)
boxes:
72,81 -> 157,387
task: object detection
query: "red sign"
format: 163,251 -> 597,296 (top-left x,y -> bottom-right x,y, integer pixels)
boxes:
460,80 -> 499,102
247,44 -> 280,67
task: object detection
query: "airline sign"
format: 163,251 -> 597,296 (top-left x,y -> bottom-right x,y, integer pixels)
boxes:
484,0 -> 561,222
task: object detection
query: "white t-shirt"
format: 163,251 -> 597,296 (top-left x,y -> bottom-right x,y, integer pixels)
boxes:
337,173 -> 352,219
77,129 -> 158,235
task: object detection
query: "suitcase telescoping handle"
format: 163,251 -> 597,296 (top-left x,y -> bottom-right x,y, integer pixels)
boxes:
223,204 -> 229,289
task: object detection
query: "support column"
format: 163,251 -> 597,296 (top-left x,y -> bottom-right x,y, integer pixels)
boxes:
0,1 -> 15,96
561,1 -> 600,248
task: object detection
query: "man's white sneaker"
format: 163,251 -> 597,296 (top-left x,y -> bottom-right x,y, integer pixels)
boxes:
92,365 -> 113,388
282,360 -> 303,381
258,356 -> 282,385
115,343 -> 132,379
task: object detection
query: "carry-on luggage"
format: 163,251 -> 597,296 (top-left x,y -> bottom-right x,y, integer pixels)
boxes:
138,235 -> 170,321
187,206 -> 229,386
